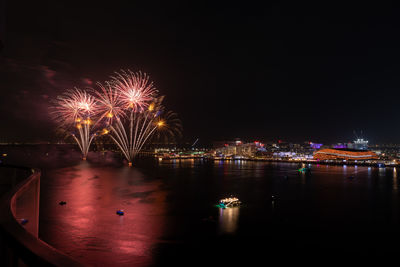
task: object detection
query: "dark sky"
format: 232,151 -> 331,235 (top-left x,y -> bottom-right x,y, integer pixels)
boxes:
1,0 -> 400,144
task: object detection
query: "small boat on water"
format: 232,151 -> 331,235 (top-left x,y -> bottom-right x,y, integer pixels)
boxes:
298,167 -> 311,173
217,197 -> 241,208
297,163 -> 311,173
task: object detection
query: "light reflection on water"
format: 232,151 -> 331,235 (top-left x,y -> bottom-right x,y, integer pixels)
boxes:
379,167 -> 386,177
40,161 -> 166,267
218,207 -> 240,234
37,157 -> 400,266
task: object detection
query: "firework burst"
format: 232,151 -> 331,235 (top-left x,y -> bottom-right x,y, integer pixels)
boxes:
111,70 -> 158,111
51,88 -> 98,160
51,88 -> 96,124
93,81 -> 125,125
153,110 -> 183,144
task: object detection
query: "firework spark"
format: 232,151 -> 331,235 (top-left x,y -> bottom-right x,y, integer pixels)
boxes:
93,81 -> 125,125
51,88 -> 98,160
153,110 -> 183,144
51,88 -> 96,124
111,70 -> 158,111
108,97 -> 165,166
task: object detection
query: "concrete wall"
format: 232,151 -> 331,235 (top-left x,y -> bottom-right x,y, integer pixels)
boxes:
0,166 -> 82,266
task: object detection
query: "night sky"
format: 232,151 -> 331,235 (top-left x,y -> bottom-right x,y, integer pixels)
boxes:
1,1 -> 400,144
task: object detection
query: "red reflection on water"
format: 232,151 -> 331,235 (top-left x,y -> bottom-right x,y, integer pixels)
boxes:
40,161 -> 166,266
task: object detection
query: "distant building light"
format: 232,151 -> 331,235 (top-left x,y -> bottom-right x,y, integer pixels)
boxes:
310,143 -> 322,149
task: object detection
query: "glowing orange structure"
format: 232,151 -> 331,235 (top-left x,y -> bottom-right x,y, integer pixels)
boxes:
313,148 -> 378,161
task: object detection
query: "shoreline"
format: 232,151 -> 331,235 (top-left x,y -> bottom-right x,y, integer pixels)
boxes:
157,156 -> 396,168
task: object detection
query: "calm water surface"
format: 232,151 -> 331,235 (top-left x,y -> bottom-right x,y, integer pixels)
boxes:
38,158 -> 400,266
3,146 -> 400,266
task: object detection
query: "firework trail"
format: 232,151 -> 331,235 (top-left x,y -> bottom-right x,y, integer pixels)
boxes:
51,88 -> 98,160
108,109 -> 160,166
107,96 -> 164,166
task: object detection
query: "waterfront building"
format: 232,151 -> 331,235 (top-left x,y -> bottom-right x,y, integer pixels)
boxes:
347,138 -> 369,150
333,143 -> 347,149
309,142 -> 323,149
213,138 -> 242,149
214,141 -> 265,158
313,148 -> 378,161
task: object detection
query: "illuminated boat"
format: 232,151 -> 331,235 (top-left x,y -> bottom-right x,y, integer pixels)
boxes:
297,163 -> 311,173
217,197 -> 241,208
298,167 -> 311,173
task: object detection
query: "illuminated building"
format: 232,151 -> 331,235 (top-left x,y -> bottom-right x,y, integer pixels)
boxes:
213,138 -> 242,148
347,138 -> 369,150
309,142 -> 323,149
215,141 -> 265,157
313,148 -> 378,161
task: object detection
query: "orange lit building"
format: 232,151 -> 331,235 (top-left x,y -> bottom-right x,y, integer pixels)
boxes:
313,148 -> 378,161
